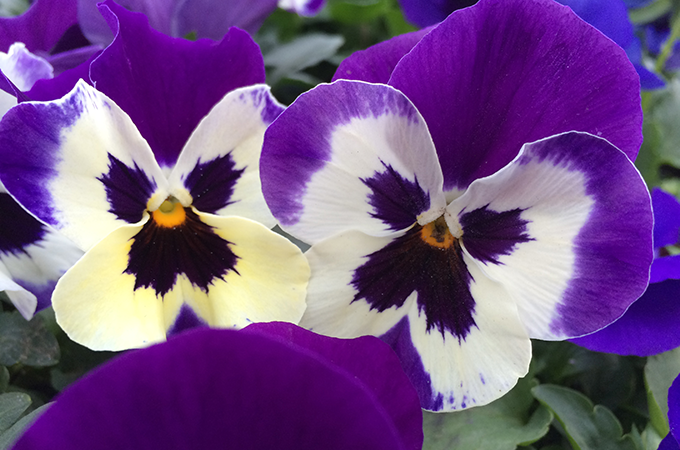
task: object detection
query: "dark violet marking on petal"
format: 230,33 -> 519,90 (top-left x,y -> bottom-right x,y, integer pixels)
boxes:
167,304 -> 208,336
380,316 -> 444,411
0,194 -> 46,255
125,208 -> 239,297
459,204 -> 533,265
183,154 -> 245,214
361,162 -> 430,231
352,225 -> 477,339
97,154 -> 156,224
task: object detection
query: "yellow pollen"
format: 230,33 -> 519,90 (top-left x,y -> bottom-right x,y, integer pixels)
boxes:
420,216 -> 455,249
152,199 -> 187,228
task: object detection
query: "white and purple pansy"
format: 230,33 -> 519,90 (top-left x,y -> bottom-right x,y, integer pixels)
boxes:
0,3 -> 309,351
260,0 -> 653,411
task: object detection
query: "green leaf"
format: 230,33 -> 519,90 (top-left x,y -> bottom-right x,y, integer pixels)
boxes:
263,33 -> 344,83
0,403 -> 50,450
532,384 -> 638,450
0,367 -> 8,394
646,80 -> 680,170
422,377 -> 553,450
0,312 -> 60,367
328,0 -> 388,24
644,346 -> 680,435
0,393 -> 31,434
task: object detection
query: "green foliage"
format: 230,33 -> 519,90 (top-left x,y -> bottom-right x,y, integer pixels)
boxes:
0,312 -> 59,368
423,377 -> 553,450
533,385 -> 638,450
644,347 -> 680,435
0,404 -> 50,450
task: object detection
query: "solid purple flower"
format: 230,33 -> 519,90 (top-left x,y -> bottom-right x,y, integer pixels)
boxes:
10,323 -> 423,450
572,188 -> 680,356
261,0 -> 652,411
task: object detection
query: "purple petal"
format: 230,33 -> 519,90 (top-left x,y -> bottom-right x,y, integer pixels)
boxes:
0,0 -> 77,54
557,0 -> 633,48
243,322 -> 423,450
174,0 -> 278,38
571,279 -> 680,356
90,1 -> 266,168
332,28 -> 430,84
670,374 -> 680,446
397,0 -> 475,27
78,0 -> 175,46
659,435 -> 680,450
12,326 -> 420,450
653,188 -> 680,248
650,255 -> 680,283
26,51 -> 96,102
389,0 -> 643,191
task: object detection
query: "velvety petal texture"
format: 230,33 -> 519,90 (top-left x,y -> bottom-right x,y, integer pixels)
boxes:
91,1 -> 266,168
663,374 -> 680,450
11,324 -> 423,450
388,0 -> 642,191
261,0 -> 651,411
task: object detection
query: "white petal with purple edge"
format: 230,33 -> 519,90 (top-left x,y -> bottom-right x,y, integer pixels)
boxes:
0,80 -> 170,251
447,131 -> 652,340
262,80 -> 446,244
168,85 -> 284,227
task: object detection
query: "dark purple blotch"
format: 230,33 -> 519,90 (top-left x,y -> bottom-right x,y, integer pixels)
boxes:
381,316 -> 444,411
0,193 -> 46,254
361,163 -> 430,232
125,208 -> 239,296
167,304 -> 208,337
183,154 -> 244,214
459,204 -> 533,264
97,154 -> 157,224
352,225 -> 477,339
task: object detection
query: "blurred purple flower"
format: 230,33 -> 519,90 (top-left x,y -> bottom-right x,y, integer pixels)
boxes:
9,322 -> 423,450
572,189 -> 680,356
0,0 -> 100,75
78,0 -> 324,46
396,0 -> 664,89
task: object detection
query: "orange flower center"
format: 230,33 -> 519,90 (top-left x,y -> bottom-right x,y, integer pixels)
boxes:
152,199 -> 187,228
420,216 -> 455,249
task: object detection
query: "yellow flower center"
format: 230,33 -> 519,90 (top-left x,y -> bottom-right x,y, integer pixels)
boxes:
152,199 -> 187,228
420,215 -> 455,249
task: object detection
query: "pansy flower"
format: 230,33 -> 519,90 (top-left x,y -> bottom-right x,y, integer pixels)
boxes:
0,2 -> 309,351
660,373 -> 680,450
9,323 -> 423,450
572,188 -> 680,356
260,0 -> 653,411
